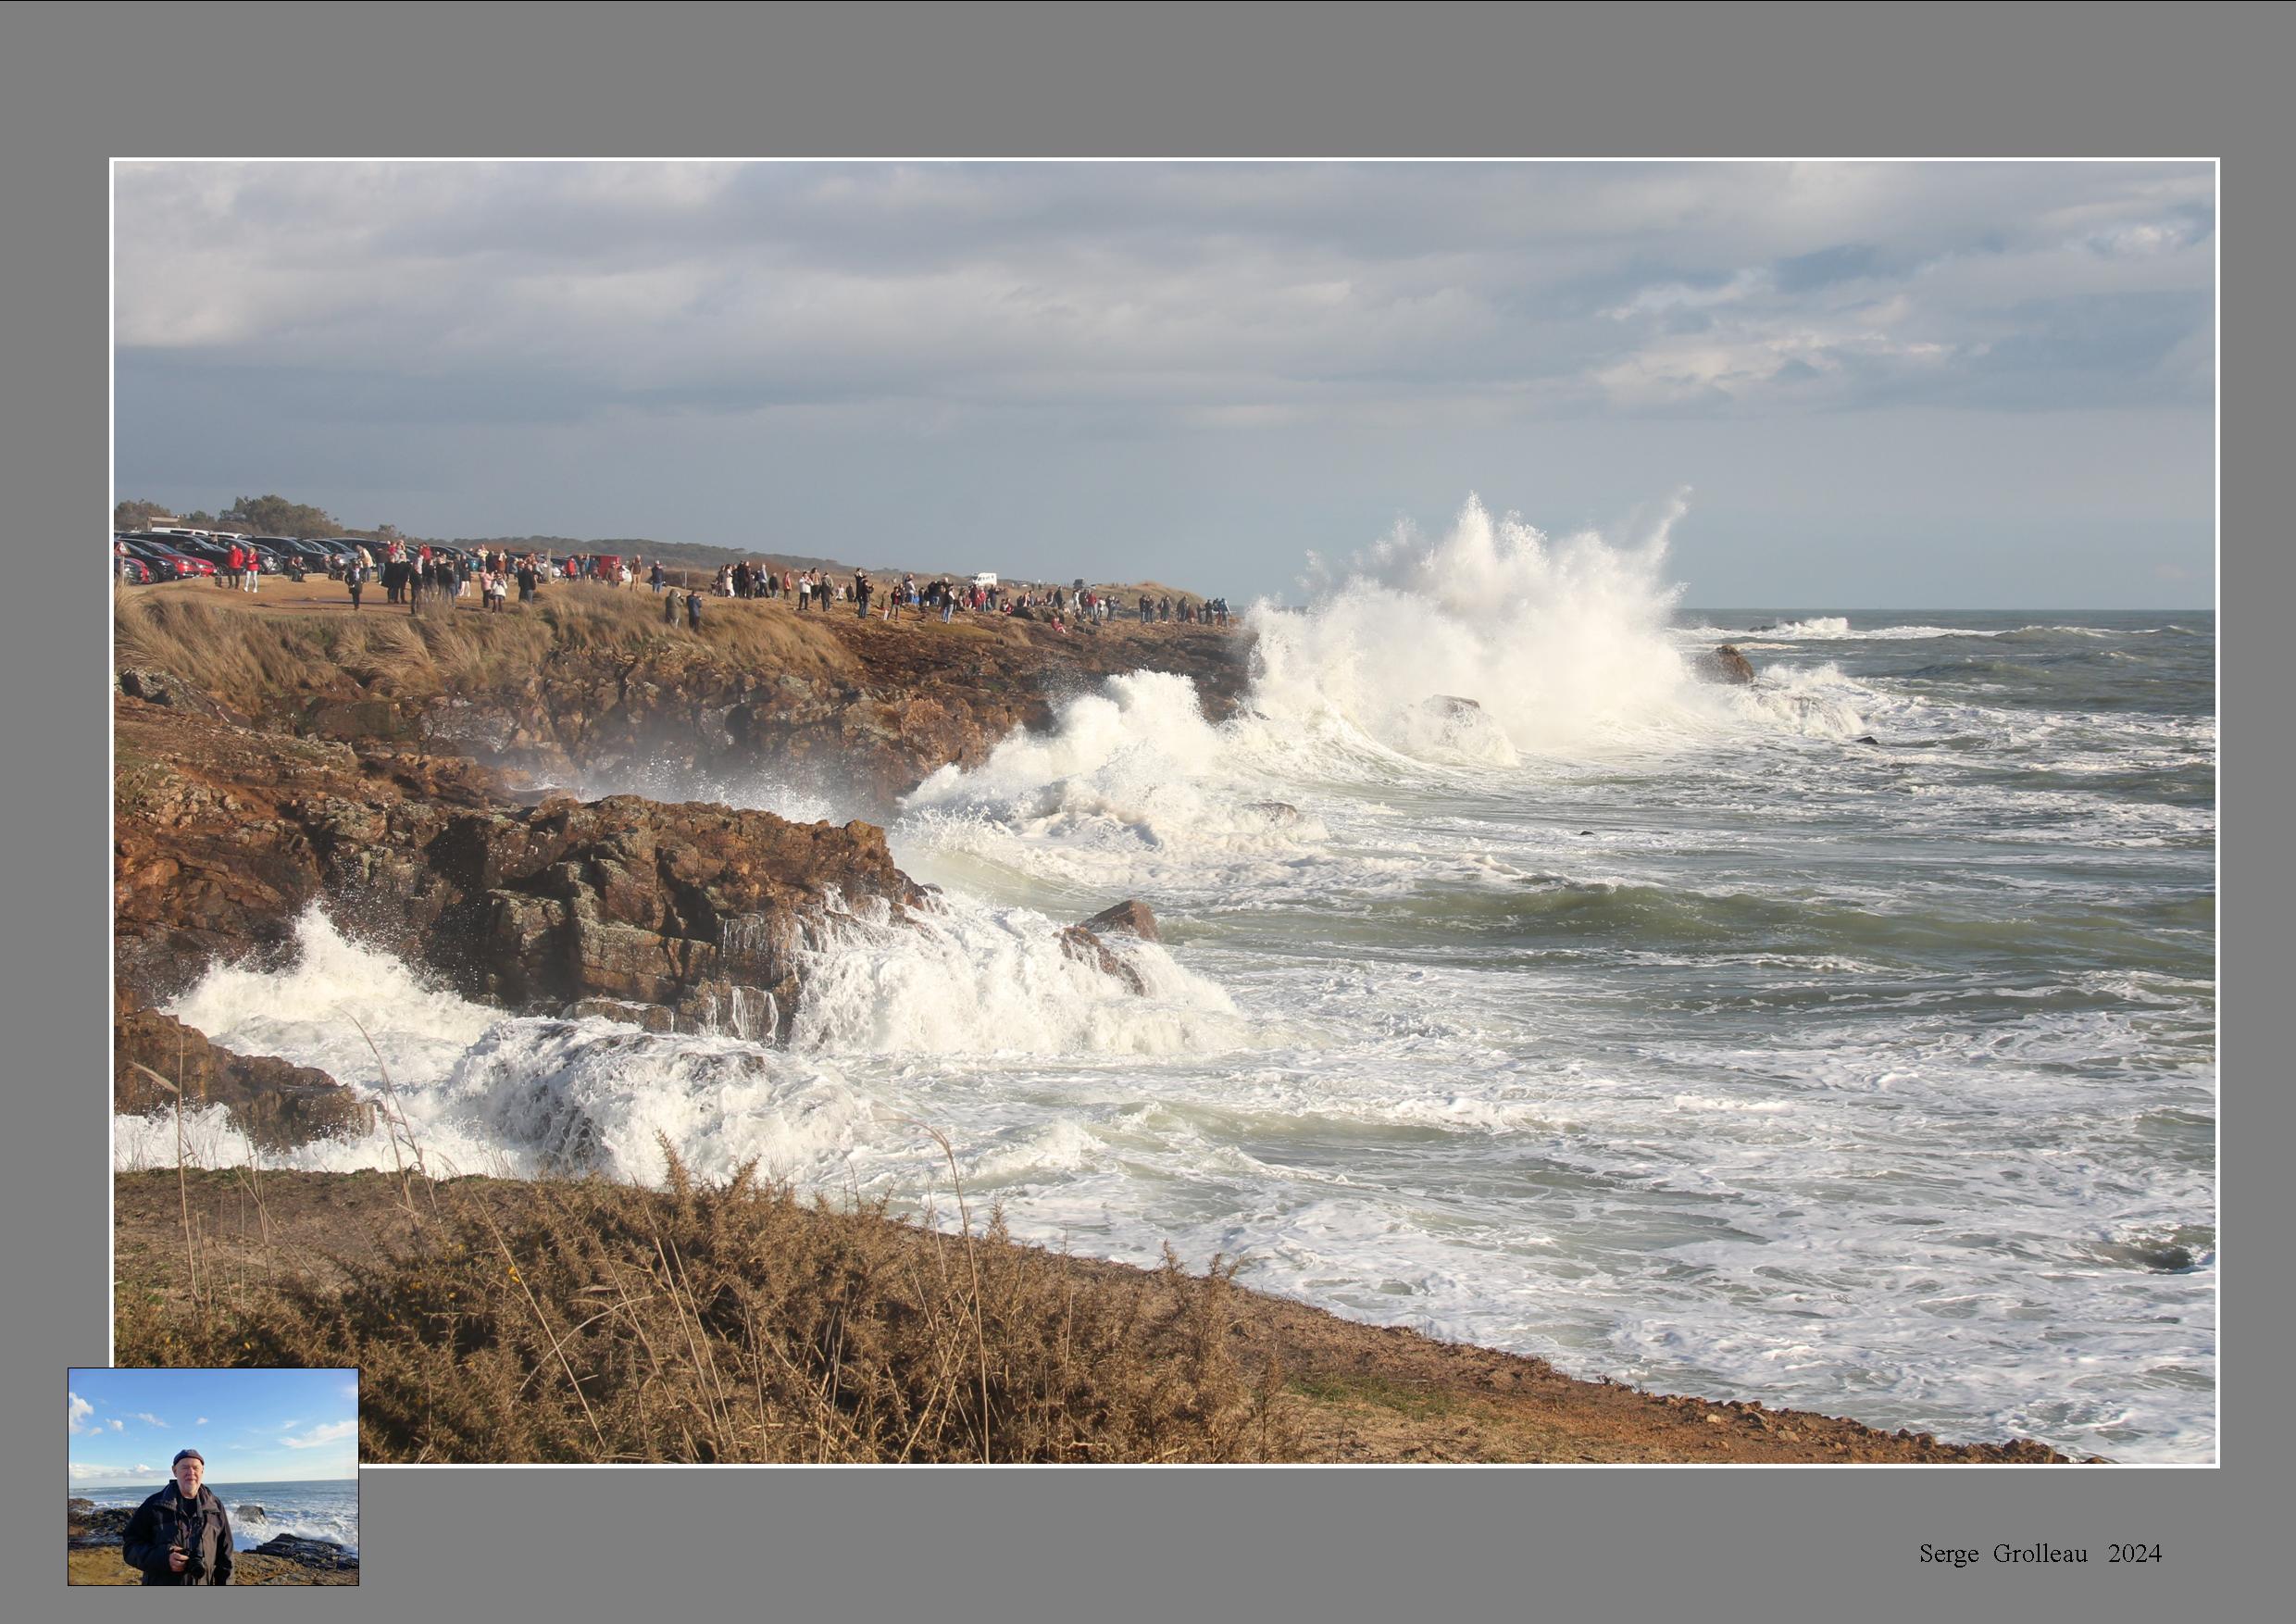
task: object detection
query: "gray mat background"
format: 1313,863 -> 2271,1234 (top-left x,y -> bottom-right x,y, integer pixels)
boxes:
5,6 -> 2280,1619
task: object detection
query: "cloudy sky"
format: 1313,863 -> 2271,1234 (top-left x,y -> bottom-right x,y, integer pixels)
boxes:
115,160 -> 2214,606
69,1367 -> 357,1486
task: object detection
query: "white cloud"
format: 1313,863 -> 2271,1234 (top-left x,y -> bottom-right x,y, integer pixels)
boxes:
68,1392 -> 94,1434
196,1417 -> 209,1426
113,160 -> 2213,427
1601,269 -> 1771,321
281,1419 -> 356,1450
69,1460 -> 159,1484
130,1412 -> 167,1428
109,1418 -> 125,1430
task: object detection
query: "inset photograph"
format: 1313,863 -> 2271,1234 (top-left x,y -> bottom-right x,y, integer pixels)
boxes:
68,1367 -> 358,1586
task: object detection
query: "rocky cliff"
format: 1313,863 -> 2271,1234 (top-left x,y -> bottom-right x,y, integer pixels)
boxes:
115,692 -> 925,1043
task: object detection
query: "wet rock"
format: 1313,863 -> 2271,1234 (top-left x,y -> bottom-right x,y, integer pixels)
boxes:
1694,645 -> 1756,685
1853,734 -> 1880,745
1080,899 -> 1160,943
68,1502 -> 135,1546
564,998 -> 680,1033
236,1504 -> 266,1518
1423,694 -> 1482,718
1059,925 -> 1147,995
1245,801 -> 1301,825
114,1007 -> 372,1150
252,1533 -> 357,1570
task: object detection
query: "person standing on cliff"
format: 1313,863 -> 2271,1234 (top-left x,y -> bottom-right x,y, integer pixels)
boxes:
686,590 -> 704,631
665,581 -> 679,625
345,556 -> 366,611
121,1449 -> 234,1586
855,569 -> 871,619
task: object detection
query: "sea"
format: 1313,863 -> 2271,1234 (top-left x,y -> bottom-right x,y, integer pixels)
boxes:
76,1478 -> 358,1555
118,500 -> 2218,1463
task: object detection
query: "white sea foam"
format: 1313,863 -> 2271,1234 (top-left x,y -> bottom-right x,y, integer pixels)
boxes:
790,891 -> 1264,1057
1254,493 -> 1711,757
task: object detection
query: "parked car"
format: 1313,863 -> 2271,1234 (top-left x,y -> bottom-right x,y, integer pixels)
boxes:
161,535 -> 239,570
113,540 -> 154,583
119,536 -> 215,579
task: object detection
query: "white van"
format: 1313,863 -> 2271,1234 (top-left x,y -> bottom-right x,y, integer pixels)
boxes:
972,571 -> 998,590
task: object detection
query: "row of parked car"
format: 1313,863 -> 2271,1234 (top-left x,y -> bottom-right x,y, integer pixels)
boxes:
112,531 -> 518,585
112,530 -> 368,584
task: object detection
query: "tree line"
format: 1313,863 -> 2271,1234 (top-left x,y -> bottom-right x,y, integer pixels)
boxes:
114,493 -> 410,543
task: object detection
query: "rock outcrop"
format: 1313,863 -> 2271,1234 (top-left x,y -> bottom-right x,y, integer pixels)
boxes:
68,1503 -> 136,1548
1058,899 -> 1161,995
1080,899 -> 1160,943
116,692 -> 927,1038
1694,644 -> 1757,685
251,1534 -> 358,1571
115,1006 -> 372,1150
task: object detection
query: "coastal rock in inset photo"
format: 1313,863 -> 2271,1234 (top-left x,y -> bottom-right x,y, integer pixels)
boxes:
252,1534 -> 357,1571
1694,644 -> 1757,685
67,1502 -> 135,1548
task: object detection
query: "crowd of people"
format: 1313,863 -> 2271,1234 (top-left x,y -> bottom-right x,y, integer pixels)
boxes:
324,541 -> 1234,633
643,559 -> 1234,635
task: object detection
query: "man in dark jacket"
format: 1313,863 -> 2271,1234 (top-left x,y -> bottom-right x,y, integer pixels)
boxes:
121,1448 -> 234,1585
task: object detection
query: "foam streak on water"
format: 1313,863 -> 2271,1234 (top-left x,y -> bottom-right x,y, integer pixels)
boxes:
121,498 -> 2216,1463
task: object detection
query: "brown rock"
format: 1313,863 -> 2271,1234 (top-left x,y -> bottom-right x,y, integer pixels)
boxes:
115,695 -> 925,1038
1059,927 -> 1147,995
1080,899 -> 1160,943
1695,644 -> 1757,685
114,1007 -> 372,1150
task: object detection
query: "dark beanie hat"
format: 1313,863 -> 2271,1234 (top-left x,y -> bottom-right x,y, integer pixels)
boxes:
172,1448 -> 204,1466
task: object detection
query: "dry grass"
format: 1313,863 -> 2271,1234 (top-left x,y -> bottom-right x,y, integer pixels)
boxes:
115,1142 -> 1291,1465
112,581 -> 855,711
